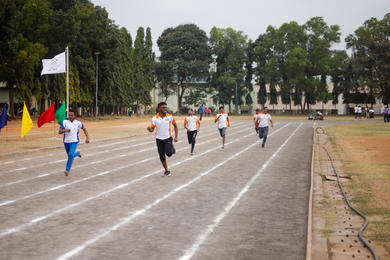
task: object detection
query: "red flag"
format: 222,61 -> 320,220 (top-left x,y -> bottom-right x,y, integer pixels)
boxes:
38,103 -> 55,128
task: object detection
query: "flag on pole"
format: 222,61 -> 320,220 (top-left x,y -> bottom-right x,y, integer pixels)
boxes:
21,103 -> 33,137
41,51 -> 66,75
55,103 -> 67,125
0,103 -> 7,133
37,103 -> 55,128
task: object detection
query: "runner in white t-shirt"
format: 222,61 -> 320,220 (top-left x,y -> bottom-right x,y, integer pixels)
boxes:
256,106 -> 273,148
214,106 -> 230,149
147,102 -> 178,177
59,109 -> 90,176
184,110 -> 200,155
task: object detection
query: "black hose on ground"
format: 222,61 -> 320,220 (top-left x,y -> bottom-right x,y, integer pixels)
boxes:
316,126 -> 378,260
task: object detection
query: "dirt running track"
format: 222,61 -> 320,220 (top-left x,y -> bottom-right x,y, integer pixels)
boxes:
0,120 -> 314,260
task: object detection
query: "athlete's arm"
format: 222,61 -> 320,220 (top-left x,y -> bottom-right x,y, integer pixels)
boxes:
82,127 -> 90,143
197,120 -> 200,132
58,128 -> 70,134
227,116 -> 230,127
173,123 -> 178,142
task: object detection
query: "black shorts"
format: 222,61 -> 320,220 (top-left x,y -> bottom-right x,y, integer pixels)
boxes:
156,137 -> 175,163
218,127 -> 226,137
187,130 -> 197,144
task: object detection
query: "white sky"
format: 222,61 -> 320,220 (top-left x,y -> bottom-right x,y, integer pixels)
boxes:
90,0 -> 390,55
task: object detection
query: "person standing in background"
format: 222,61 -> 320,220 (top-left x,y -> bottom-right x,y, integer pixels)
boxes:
199,105 -> 204,121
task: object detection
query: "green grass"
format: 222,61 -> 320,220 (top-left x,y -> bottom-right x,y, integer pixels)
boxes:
324,123 -> 390,254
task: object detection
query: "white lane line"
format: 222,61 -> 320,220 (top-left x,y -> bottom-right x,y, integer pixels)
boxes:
54,124 -> 291,260
0,126 -> 256,206
3,161 -> 16,164
179,123 -> 303,260
0,123 -> 289,238
0,125 -> 246,187
1,123 -> 246,174
0,122 -> 247,166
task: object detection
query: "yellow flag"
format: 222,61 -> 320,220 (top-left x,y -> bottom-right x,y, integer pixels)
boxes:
21,103 -> 33,137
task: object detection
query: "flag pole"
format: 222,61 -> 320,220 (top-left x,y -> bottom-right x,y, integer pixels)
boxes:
66,46 -> 69,118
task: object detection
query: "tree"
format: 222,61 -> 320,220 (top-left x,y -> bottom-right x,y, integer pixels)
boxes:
245,40 -> 254,106
0,0 -> 51,116
157,24 -> 210,113
346,13 -> 390,104
209,27 -> 248,113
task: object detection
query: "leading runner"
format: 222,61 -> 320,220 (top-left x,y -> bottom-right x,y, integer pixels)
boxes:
147,102 -> 178,177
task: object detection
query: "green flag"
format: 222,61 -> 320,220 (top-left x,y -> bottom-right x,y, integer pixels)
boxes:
55,103 -> 67,125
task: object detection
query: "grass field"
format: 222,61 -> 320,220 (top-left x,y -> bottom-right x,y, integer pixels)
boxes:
325,123 -> 390,253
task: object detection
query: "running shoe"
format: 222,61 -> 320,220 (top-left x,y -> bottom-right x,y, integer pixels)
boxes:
164,171 -> 171,177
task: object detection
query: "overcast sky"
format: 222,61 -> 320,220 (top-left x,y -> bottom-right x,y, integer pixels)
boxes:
90,0 -> 389,54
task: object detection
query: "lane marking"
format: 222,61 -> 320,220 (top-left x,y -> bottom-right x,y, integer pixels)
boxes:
0,124 -> 289,238
179,123 -> 303,260
0,125 -> 247,188
1,123 -> 246,174
0,126 -> 256,206
54,124 -> 291,260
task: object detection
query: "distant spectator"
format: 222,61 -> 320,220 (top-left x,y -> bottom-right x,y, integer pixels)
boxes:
365,107 -> 369,119
357,105 -> 362,119
384,105 -> 389,123
354,105 -> 358,119
369,108 -> 375,118
199,104 -> 204,120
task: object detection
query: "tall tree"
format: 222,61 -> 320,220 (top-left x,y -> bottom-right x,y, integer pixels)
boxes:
346,13 -> 390,104
0,0 -> 51,116
209,27 -> 248,113
157,24 -> 210,113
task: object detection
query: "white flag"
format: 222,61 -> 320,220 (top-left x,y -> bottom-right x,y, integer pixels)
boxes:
41,51 -> 66,75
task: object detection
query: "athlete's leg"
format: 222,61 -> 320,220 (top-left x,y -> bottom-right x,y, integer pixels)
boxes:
65,142 -> 79,172
262,127 -> 269,147
156,139 -> 166,165
191,131 -> 197,153
259,127 -> 264,139
187,131 -> 192,144
164,137 -> 175,157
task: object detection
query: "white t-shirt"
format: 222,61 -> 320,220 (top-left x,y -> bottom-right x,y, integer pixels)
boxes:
184,115 -> 199,131
257,112 -> 273,128
357,107 -> 362,113
215,113 -> 228,129
151,113 -> 176,140
60,119 -> 84,143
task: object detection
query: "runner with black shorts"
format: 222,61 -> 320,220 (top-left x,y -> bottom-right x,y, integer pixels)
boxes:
184,109 -> 200,155
214,106 -> 230,149
147,102 -> 178,177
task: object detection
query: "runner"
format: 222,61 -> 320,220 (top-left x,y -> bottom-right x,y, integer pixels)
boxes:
147,102 -> 178,177
58,109 -> 90,176
253,108 -> 260,133
214,106 -> 230,149
256,106 -> 274,148
184,109 -> 200,155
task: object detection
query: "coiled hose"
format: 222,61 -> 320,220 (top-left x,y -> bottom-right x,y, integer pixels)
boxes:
316,126 -> 378,260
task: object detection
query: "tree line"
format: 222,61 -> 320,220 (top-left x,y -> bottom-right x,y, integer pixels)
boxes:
1,0 -> 389,116
156,14 -> 390,113
0,0 -> 154,117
